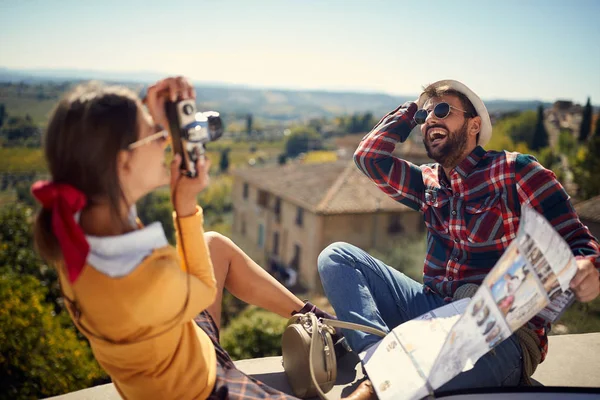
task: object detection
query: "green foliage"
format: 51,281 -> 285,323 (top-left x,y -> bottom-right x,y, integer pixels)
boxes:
0,204 -> 107,398
284,127 -> 323,158
136,177 -> 233,242
595,113 -> 600,137
136,191 -> 175,243
536,147 -> 560,170
578,97 -> 592,143
555,296 -> 600,335
367,235 -> 427,282
573,132 -> 600,200
220,290 -> 247,328
220,306 -> 287,361
14,180 -> 37,207
0,82 -> 66,125
0,147 -> 47,173
0,204 -> 61,311
0,115 -> 41,147
334,112 -> 377,135
0,273 -> 106,399
487,111 -> 537,152
558,129 -> 577,159
531,106 -> 549,151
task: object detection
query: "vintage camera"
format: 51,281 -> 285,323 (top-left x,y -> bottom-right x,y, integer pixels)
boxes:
165,99 -> 223,177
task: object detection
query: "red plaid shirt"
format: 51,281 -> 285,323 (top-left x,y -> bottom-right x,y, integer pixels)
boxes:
355,102 -> 600,361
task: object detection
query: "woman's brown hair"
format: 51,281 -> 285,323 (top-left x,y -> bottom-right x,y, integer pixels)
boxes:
33,82 -> 141,264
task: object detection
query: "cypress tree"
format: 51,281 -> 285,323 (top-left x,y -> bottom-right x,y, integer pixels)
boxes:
578,97 -> 592,143
531,105 -> 549,151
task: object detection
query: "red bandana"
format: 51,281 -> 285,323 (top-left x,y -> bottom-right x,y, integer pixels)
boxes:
31,181 -> 89,283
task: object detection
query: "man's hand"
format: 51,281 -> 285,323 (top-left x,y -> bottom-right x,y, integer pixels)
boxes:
569,258 -> 600,302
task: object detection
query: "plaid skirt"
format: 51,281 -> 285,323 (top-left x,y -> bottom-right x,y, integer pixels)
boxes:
194,311 -> 298,400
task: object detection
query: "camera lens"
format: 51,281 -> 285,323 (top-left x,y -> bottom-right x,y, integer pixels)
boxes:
183,104 -> 194,115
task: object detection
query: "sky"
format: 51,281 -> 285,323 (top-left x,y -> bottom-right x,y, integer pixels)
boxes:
0,0 -> 599,103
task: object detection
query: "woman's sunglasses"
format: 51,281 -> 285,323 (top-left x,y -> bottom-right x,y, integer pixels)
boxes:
128,128 -> 170,150
414,102 -> 471,125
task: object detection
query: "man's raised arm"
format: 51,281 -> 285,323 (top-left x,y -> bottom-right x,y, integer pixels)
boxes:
354,102 -> 427,211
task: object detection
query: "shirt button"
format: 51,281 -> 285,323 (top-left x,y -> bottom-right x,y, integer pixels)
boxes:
451,210 -> 457,216
454,238 -> 460,243
448,276 -> 454,281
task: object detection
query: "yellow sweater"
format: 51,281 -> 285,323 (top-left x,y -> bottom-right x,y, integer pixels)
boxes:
58,207 -> 218,399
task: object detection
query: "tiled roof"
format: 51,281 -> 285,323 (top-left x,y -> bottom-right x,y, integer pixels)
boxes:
575,195 -> 600,224
233,161 -> 411,215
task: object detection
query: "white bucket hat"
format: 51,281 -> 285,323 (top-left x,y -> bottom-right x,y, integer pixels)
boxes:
416,79 -> 492,147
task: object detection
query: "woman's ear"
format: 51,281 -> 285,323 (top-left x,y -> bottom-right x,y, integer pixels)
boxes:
117,150 -> 132,177
469,116 -> 482,138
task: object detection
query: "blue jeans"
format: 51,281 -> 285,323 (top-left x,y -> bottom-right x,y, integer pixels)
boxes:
317,242 -> 523,391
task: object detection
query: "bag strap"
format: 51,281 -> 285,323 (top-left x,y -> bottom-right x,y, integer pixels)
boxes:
307,313 -> 387,400
321,318 -> 387,338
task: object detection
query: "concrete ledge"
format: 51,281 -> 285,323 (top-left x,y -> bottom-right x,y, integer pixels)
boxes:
46,333 -> 600,399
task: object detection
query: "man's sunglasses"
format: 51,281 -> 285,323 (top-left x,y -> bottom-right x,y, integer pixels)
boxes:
414,102 -> 471,125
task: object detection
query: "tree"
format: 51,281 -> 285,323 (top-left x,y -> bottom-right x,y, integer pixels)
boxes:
578,97 -> 592,143
277,153 -> 287,165
530,105 -> 549,151
246,113 -> 253,136
0,204 -> 107,398
220,307 -> 287,361
594,112 -> 600,138
362,112 -> 375,132
0,273 -> 106,399
219,148 -> 231,174
0,103 -> 5,128
0,115 -> 40,147
574,132 -> 600,200
136,192 -> 175,243
0,204 -> 61,311
284,127 -> 322,158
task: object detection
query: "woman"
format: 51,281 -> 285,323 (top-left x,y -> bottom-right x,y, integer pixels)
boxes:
31,77 -> 334,399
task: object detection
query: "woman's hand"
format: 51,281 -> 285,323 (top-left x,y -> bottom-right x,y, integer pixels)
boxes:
144,76 -> 196,131
169,153 -> 211,217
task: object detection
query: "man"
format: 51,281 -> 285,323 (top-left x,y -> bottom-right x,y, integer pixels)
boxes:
318,80 -> 600,393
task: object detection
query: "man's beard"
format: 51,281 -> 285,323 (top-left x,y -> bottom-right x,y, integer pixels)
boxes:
423,120 -> 469,168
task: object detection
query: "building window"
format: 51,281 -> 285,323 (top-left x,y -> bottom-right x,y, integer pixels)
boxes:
258,224 -> 264,248
295,207 -> 304,227
258,190 -> 270,208
243,182 -> 249,200
291,244 -> 301,271
388,215 -> 404,235
273,232 -> 280,255
274,197 -> 282,222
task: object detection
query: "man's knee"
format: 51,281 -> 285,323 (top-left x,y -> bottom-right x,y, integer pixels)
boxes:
318,242 -> 355,278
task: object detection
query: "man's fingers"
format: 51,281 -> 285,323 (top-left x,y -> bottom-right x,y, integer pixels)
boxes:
571,263 -> 600,302
575,284 -> 599,302
570,265 -> 592,289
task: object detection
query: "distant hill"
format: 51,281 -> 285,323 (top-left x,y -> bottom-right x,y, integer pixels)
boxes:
0,67 -> 554,123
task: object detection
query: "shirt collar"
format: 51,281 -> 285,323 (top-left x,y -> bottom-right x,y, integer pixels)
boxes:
453,146 -> 486,179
